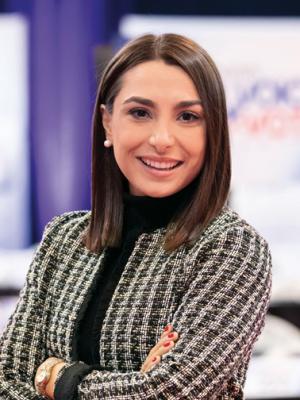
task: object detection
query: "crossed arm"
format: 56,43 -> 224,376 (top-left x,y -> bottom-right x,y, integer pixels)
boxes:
38,324 -> 178,398
0,216 -> 272,399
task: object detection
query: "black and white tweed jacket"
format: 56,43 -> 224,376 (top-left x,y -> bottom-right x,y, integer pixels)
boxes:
0,207 -> 272,399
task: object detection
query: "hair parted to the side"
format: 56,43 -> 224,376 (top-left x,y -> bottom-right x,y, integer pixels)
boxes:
84,33 -> 231,253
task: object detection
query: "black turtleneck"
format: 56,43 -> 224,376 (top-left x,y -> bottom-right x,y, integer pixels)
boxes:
54,181 -> 199,400
76,180 -> 197,365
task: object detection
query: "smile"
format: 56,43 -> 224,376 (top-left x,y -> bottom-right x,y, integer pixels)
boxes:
138,157 -> 183,171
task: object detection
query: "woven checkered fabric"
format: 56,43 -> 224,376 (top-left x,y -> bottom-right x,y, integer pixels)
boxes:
0,207 -> 272,399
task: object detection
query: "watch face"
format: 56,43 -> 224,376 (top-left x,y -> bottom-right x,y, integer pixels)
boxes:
37,369 -> 48,385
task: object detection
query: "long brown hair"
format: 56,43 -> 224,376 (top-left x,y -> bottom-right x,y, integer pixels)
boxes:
84,33 -> 231,252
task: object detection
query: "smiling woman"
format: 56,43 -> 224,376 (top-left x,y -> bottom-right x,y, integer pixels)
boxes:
87,33 -> 230,252
101,60 -> 206,198
0,33 -> 272,400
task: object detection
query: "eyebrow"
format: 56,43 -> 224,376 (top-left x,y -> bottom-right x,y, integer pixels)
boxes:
123,96 -> 202,108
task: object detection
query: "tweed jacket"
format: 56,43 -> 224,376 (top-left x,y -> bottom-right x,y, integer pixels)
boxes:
0,207 -> 272,399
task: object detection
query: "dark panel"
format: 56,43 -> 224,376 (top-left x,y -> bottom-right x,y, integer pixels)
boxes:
135,0 -> 300,16
269,302 -> 300,330
0,0 -> 5,12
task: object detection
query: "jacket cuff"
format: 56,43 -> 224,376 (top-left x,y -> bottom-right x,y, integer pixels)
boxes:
54,361 -> 98,400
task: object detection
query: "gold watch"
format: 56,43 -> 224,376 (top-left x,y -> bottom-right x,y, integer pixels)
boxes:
35,357 -> 64,397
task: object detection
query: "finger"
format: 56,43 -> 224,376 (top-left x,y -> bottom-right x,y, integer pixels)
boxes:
140,356 -> 155,373
141,336 -> 179,373
141,355 -> 161,373
164,331 -> 179,342
160,324 -> 173,339
146,338 -> 177,368
160,326 -> 180,342
147,355 -> 161,372
144,340 -> 176,372
155,340 -> 175,358
148,331 -> 179,358
152,327 -> 179,353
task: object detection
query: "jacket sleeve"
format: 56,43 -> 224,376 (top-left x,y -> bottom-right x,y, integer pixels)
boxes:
76,226 -> 272,399
0,216 -> 65,400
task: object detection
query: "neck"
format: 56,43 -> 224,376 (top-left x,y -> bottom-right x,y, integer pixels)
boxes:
123,179 -> 198,232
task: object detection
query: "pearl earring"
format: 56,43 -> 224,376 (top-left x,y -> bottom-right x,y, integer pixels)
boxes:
104,139 -> 112,148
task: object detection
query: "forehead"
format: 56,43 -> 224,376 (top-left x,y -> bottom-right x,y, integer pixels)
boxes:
116,60 -> 200,102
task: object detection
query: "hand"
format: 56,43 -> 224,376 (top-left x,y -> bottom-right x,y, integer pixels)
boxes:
44,361 -> 65,399
140,324 -> 179,373
35,357 -> 65,400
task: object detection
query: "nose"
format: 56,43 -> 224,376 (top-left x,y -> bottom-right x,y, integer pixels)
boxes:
148,124 -> 174,153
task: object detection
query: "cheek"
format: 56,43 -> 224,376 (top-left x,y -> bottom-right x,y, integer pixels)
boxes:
111,115 -> 140,143
182,129 -> 206,161
110,127 -> 138,171
112,127 -> 149,159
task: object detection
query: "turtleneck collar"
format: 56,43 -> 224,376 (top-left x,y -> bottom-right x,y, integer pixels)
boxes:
122,178 -> 198,234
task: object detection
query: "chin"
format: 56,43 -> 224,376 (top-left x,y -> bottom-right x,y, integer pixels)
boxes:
141,186 -> 180,198
130,180 -> 185,198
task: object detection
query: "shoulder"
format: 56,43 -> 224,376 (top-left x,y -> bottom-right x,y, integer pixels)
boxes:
204,206 -> 268,242
191,206 -> 271,261
185,207 -> 272,294
42,210 -> 91,243
25,211 -> 92,286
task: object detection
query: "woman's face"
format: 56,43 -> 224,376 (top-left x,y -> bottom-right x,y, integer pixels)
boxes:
102,60 -> 206,197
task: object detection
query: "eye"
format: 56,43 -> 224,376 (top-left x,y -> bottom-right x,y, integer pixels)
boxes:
178,112 -> 201,122
128,108 -> 151,119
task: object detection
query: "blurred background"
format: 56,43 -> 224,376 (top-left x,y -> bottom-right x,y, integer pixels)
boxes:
1,1 -> 300,398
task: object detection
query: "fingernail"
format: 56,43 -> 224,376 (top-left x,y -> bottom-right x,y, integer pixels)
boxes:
163,325 -> 169,332
152,356 -> 157,362
163,341 -> 171,347
167,333 -> 174,338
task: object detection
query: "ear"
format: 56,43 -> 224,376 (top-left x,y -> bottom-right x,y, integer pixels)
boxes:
101,104 -> 113,141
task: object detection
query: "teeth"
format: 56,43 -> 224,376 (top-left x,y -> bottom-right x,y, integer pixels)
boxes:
141,158 -> 180,170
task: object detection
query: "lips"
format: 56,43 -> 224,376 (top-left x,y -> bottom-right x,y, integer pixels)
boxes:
138,157 -> 183,170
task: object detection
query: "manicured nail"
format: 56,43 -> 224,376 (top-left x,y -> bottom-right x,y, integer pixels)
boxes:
163,341 -> 171,347
152,356 -> 157,362
163,325 -> 169,332
167,333 -> 174,338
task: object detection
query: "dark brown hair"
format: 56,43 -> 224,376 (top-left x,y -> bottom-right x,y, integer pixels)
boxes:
84,33 -> 231,252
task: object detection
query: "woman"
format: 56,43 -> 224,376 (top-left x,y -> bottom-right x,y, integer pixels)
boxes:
0,33 -> 272,399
